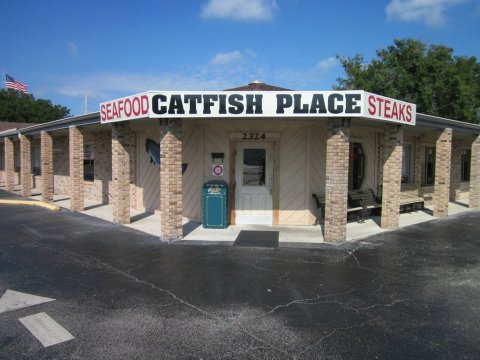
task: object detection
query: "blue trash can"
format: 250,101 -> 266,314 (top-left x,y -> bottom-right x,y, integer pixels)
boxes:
202,180 -> 228,229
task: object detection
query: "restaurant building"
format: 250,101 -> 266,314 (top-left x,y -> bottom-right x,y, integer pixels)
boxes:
0,82 -> 479,243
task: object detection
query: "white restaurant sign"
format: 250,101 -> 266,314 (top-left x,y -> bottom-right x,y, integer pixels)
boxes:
100,91 -> 416,125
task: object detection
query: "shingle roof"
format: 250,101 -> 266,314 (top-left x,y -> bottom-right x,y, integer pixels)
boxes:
225,81 -> 292,91
0,121 -> 31,132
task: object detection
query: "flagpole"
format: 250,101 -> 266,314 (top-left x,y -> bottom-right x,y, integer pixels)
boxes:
84,94 -> 88,114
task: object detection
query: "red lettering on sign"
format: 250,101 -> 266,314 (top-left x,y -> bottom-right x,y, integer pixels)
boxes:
100,104 -> 107,121
376,98 -> 384,116
106,103 -> 112,120
112,102 -> 119,118
368,95 -> 376,115
124,99 -> 132,117
141,95 -> 148,115
391,102 -> 398,119
100,93 -> 149,123
384,99 -> 391,119
133,97 -> 140,116
399,104 -> 405,121
366,94 -> 414,124
406,105 -> 412,122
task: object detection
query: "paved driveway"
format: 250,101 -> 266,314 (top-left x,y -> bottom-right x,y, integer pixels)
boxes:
1,194 -> 480,358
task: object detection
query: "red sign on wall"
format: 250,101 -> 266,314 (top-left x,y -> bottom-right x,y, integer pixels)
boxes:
212,164 -> 224,176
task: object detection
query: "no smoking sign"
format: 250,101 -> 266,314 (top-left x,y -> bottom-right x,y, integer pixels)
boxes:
212,164 -> 224,176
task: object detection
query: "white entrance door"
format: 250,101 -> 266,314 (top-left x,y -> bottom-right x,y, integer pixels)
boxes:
235,142 -> 273,225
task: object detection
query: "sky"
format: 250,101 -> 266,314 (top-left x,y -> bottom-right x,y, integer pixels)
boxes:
1,0 -> 479,116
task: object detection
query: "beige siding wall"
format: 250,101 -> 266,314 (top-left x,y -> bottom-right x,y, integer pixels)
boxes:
278,125 -> 309,225
131,123 -> 205,218
182,124 -> 204,220
203,122 -> 230,184
309,124 -> 327,223
135,128 -> 160,212
183,119 -> 324,225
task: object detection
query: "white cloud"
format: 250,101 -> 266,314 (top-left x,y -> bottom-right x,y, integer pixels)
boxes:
54,72 -> 229,99
210,50 -> 244,65
274,58 -> 340,89
316,57 -> 337,71
50,52 -> 339,106
386,0 -> 467,27
201,0 -> 278,21
209,49 -> 257,65
67,42 -> 78,57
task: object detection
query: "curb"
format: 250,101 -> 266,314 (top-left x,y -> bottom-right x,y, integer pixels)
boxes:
0,199 -> 60,211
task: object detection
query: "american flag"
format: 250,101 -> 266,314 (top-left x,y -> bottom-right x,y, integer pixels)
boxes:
5,74 -> 28,93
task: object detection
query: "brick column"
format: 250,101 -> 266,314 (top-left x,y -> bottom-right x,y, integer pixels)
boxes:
413,136 -> 423,187
4,137 -> 15,192
433,128 -> 452,217
469,135 -> 480,209
324,118 -> 350,243
69,126 -> 84,211
449,143 -> 461,201
112,123 -> 131,224
41,131 -> 54,203
160,119 -> 183,240
20,134 -> 32,197
380,125 -> 404,230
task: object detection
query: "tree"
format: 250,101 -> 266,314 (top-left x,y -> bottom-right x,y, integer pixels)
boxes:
335,39 -> 480,123
0,89 -> 70,123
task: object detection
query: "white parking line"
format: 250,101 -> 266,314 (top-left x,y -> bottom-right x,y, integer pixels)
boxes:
0,290 -> 55,314
19,312 -> 74,347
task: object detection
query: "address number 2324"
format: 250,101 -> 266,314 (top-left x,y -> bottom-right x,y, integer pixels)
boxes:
242,132 -> 266,140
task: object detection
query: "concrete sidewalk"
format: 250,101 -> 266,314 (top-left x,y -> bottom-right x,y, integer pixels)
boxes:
24,189 -> 472,244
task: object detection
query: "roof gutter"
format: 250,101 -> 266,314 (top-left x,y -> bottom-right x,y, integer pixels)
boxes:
0,112 -> 101,139
19,112 -> 101,136
416,113 -> 480,135
0,128 -> 24,137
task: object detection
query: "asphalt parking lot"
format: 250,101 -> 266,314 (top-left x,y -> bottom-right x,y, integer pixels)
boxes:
1,193 -> 480,359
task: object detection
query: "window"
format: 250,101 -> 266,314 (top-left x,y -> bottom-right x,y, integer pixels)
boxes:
31,146 -> 41,175
461,149 -> 471,182
349,143 -> 365,190
424,147 -> 435,185
242,148 -> 266,186
84,145 -> 94,181
402,144 -> 412,183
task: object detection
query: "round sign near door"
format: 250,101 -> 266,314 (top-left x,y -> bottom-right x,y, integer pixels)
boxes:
212,164 -> 224,176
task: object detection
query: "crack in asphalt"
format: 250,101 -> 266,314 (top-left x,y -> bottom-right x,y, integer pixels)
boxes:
82,254 -> 295,358
5,226 -> 297,359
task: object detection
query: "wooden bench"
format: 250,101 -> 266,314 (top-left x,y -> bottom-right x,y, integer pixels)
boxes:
348,189 -> 382,222
399,193 -> 424,212
312,189 -> 382,224
313,189 -> 425,225
312,193 -> 325,225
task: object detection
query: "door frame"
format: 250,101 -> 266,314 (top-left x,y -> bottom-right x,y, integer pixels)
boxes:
229,132 -> 280,225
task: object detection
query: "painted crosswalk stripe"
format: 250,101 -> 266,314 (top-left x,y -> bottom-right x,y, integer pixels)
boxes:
19,312 -> 74,347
